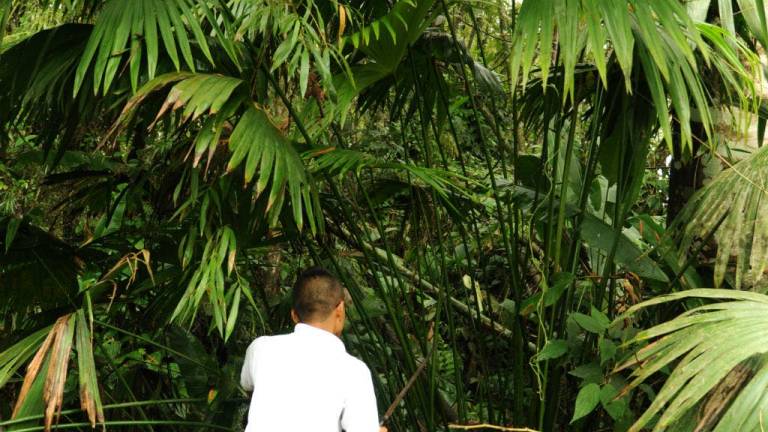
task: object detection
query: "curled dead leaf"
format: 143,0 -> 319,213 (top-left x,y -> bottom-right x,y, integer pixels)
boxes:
12,314 -> 77,432
338,4 -> 347,39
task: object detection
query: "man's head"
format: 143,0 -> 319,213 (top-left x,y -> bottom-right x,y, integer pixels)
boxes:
291,267 -> 346,336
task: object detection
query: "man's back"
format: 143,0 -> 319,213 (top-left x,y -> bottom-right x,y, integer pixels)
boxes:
241,323 -> 380,432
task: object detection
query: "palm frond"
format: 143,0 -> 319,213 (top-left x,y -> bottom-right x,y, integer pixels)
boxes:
510,0 -> 758,151
170,226 -> 239,339
674,145 -> 768,290
238,0 -> 340,97
73,0 -> 217,95
307,147 -> 474,201
115,72 -> 319,232
616,289 -> 768,432
333,0 -> 436,118
347,0 -> 435,70
228,104 -> 320,232
0,24 -> 94,149
3,312 -> 105,430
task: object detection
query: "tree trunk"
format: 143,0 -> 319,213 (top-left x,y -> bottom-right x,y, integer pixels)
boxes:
667,121 -> 706,226
264,229 -> 283,297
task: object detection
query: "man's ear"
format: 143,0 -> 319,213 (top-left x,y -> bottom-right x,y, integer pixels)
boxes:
336,300 -> 345,315
290,309 -> 300,324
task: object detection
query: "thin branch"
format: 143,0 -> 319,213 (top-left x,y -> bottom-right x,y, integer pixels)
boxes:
347,233 -> 536,352
380,343 -> 431,425
448,423 -> 539,432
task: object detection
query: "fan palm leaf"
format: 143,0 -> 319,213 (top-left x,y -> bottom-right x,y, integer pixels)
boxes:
616,289 -> 768,432
674,145 -> 768,290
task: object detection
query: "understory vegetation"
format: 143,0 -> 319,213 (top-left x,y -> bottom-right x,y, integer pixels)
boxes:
4,0 -> 768,431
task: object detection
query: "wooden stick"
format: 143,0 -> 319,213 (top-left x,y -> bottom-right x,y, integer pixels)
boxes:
380,355 -> 430,426
447,423 -> 539,432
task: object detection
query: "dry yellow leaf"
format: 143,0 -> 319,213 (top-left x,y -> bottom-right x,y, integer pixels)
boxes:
338,4 -> 347,39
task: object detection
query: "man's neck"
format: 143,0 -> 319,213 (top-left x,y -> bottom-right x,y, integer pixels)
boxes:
300,321 -> 339,337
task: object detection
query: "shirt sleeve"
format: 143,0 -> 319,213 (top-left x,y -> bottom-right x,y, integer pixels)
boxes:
340,360 -> 380,432
240,339 -> 258,391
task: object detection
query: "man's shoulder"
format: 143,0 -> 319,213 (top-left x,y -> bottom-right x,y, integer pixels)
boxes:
341,351 -> 372,376
246,333 -> 292,353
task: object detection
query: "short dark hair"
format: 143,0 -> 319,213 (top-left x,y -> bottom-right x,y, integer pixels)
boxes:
292,267 -> 344,322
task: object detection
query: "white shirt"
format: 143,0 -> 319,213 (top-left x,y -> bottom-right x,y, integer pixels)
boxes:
240,323 -> 380,432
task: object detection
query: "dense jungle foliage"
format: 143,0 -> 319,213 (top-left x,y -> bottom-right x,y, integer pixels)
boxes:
4,0 -> 768,431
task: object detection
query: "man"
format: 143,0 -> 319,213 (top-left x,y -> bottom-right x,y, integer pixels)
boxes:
241,267 -> 388,432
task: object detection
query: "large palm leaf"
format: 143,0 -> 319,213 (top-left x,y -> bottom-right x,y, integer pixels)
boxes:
0,25 -> 95,154
688,0 -> 768,49
113,72 -> 321,233
617,289 -> 768,432
73,0 -> 221,95
673,145 -> 768,290
510,0 -> 757,152
333,0 -> 436,118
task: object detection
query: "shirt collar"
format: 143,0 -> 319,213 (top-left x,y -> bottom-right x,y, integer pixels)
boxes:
293,323 -> 346,351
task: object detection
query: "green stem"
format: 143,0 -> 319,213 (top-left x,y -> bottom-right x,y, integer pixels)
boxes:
94,320 -> 212,372
0,399 -> 248,427
437,0 -> 525,422
9,420 -> 235,432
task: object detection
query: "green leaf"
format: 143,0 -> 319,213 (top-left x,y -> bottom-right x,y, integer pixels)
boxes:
581,213 -> 669,282
299,48 -> 310,97
572,312 -> 605,334
0,326 -> 51,389
571,383 -> 601,423
75,311 -> 104,427
228,105 -> 317,231
74,0 -> 218,96
5,217 -> 21,253
224,287 -> 241,342
599,383 -> 626,420
537,339 -> 568,361
599,338 -> 617,365
544,272 -> 574,307
591,306 -> 610,330
569,362 -> 602,384
272,38 -> 295,72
